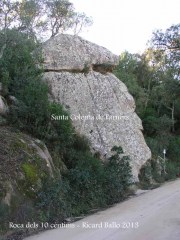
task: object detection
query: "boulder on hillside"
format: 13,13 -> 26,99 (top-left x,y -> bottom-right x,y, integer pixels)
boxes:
0,126 -> 55,232
42,34 -> 151,181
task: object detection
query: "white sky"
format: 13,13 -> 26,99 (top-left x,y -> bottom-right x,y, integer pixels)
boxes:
71,0 -> 180,55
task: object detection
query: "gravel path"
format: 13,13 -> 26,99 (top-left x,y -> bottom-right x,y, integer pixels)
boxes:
24,179 -> 180,240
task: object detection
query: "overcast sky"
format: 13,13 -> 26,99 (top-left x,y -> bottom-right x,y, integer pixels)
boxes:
71,0 -> 180,55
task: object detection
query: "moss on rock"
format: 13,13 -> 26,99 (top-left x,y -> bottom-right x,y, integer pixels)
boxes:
0,126 -> 55,236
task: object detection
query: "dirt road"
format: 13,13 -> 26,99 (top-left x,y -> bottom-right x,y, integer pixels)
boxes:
24,179 -> 180,240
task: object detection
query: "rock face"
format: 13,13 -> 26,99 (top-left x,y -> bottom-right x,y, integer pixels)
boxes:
0,127 -> 55,206
42,34 -> 119,72
42,34 -> 151,181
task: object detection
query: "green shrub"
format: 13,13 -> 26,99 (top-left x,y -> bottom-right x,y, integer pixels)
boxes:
36,177 -> 71,222
167,136 -> 180,162
165,160 -> 180,180
0,29 -> 42,93
104,146 -> 132,204
151,157 -> 166,183
45,103 -> 75,150
0,29 -> 49,138
73,134 -> 90,152
45,146 -> 133,217
144,135 -> 180,184
0,202 -> 10,234
65,151 -> 106,215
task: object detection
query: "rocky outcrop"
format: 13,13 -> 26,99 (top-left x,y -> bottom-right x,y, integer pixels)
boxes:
0,127 -> 55,207
42,34 -> 119,72
42,34 -> 151,181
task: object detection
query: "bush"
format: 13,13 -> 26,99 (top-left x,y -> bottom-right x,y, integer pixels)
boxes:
0,29 -> 50,137
104,146 -> 132,204
62,146 -> 133,215
0,202 -> 10,234
65,151 -> 106,215
36,177 -> 71,222
0,29 -> 42,94
144,135 -> 180,184
46,103 -> 75,147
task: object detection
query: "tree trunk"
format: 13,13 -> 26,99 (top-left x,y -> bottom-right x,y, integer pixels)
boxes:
171,101 -> 175,132
0,44 -> 6,60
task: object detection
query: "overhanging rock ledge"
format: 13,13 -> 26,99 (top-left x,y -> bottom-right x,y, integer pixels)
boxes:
42,34 -> 151,182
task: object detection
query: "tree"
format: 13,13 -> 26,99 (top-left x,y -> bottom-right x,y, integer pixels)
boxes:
149,23 -> 180,133
114,24 -> 180,167
18,0 -> 45,40
72,12 -> 93,35
150,24 -> 180,78
44,0 -> 93,37
45,0 -> 74,37
0,0 -> 19,30
0,0 -> 93,41
151,24 -> 180,51
114,52 -> 148,116
0,0 -> 19,59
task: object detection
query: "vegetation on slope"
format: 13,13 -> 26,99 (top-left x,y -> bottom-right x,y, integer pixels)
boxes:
0,29 -> 132,239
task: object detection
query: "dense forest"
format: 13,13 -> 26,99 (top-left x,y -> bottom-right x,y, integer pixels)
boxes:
0,0 -> 179,238
114,23 -> 180,183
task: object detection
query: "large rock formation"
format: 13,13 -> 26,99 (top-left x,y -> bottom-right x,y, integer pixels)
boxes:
42,34 -> 151,181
